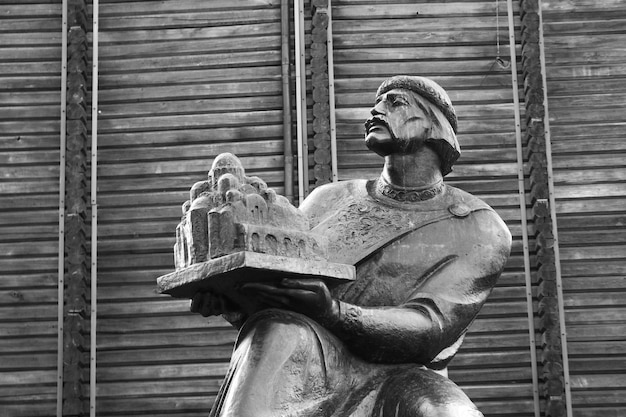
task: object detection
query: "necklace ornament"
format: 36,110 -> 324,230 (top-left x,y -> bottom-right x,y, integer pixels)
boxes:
375,177 -> 444,202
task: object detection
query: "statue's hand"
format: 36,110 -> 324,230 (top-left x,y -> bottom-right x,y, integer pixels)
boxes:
190,291 -> 237,317
241,278 -> 340,325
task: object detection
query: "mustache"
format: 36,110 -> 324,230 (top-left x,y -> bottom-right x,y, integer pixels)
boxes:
364,115 -> 389,133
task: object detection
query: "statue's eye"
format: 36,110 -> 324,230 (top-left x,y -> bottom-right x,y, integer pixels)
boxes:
392,98 -> 407,107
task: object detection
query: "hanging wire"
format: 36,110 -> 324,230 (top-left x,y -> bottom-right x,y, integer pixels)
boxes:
481,0 -> 510,86
495,0 -> 511,69
496,0 -> 501,57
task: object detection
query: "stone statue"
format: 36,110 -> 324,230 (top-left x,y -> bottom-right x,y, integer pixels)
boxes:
160,75 -> 512,417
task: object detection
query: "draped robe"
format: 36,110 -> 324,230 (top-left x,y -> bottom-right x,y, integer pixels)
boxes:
209,179 -> 512,417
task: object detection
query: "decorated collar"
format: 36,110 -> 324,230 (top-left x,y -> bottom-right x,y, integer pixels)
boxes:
374,176 -> 445,203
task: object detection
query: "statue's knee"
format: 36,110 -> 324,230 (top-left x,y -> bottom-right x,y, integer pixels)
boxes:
377,397 -> 482,417
374,368 -> 482,417
416,402 -> 483,417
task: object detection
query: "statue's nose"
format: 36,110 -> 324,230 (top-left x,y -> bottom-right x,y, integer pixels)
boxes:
370,101 -> 386,116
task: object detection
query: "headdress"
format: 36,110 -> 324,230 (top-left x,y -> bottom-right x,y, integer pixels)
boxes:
376,75 -> 457,133
376,75 -> 461,175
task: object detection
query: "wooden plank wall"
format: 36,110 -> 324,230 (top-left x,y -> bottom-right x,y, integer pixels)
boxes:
8,1 -> 625,416
541,1 -> 626,416
93,0 -> 285,415
330,1 -> 537,415
0,1 -> 62,416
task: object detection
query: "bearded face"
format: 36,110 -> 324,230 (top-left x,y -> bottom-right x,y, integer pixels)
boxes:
364,89 -> 433,157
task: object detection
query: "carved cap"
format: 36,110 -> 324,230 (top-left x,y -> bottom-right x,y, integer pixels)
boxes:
376,75 -> 458,133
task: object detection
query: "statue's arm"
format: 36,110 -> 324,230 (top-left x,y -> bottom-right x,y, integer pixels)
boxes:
325,210 -> 512,365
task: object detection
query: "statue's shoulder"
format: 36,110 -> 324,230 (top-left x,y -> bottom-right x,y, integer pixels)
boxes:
299,179 -> 368,226
442,185 -> 512,250
442,184 -> 492,214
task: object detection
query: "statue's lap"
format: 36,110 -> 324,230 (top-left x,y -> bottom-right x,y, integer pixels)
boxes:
215,309 -> 482,417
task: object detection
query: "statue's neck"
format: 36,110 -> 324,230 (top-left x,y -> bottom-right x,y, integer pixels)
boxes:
381,148 -> 443,190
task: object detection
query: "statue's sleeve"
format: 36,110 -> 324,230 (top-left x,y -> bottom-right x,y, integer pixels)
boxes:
326,209 -> 512,365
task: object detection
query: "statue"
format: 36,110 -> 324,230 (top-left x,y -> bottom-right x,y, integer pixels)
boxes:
158,75 -> 512,417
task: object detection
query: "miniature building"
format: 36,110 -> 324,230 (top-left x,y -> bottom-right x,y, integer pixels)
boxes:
174,153 -> 328,270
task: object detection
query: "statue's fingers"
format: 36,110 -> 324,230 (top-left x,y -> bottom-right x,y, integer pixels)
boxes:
269,287 -> 315,300
220,295 -> 237,313
255,292 -> 277,305
241,282 -> 280,293
215,295 -> 237,314
281,278 -> 325,292
200,294 -> 221,317
190,293 -> 204,313
199,300 -> 212,317
214,296 -> 225,315
256,292 -> 291,308
244,284 -> 313,301
280,278 -> 323,290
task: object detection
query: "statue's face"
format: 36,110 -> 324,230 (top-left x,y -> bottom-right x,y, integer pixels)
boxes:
364,89 -> 432,157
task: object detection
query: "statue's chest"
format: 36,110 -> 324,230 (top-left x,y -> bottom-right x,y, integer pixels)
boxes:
311,194 -> 448,266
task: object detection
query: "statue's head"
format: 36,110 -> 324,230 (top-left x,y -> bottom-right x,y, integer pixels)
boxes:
364,75 -> 460,176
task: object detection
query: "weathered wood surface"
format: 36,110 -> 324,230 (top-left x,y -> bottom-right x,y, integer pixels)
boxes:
89,1 -> 288,416
0,2 -> 62,416
542,0 -> 626,415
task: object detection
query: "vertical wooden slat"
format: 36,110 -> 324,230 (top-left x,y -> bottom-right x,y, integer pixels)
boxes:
281,0 -> 294,202
327,0 -> 338,183
310,0 -> 333,187
62,0 -> 91,414
507,0 -> 540,414
57,1 -> 68,415
519,1 -> 568,416
295,0 -> 309,202
536,2 -> 573,416
90,2 -> 99,415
